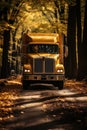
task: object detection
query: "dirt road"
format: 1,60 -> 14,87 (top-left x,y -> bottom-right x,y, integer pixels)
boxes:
0,79 -> 87,130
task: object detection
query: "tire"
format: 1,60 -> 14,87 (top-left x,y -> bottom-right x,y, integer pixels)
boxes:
53,81 -> 64,90
22,80 -> 29,90
58,81 -> 64,90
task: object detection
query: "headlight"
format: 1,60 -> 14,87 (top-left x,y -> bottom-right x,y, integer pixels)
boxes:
57,69 -> 63,73
24,69 -> 31,72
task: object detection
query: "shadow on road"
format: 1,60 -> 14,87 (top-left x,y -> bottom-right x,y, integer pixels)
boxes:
0,81 -> 87,130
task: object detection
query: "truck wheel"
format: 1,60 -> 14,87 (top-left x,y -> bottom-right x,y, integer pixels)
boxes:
23,80 -> 28,90
53,81 -> 64,90
58,81 -> 64,90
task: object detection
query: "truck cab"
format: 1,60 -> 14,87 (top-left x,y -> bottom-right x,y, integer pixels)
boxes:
21,33 -> 65,90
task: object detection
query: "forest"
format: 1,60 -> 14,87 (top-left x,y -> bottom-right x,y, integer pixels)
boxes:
0,0 -> 87,81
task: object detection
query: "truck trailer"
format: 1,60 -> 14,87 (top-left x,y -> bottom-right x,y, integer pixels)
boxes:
21,33 -> 65,90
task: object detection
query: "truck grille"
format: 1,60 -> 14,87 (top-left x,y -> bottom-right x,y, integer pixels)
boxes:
34,57 -> 54,73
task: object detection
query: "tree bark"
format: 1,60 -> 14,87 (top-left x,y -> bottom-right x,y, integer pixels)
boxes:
66,5 -> 77,79
77,0 -> 87,80
76,0 -> 82,80
1,30 -> 10,78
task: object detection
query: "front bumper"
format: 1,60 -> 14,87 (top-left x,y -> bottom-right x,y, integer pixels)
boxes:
22,74 -> 64,81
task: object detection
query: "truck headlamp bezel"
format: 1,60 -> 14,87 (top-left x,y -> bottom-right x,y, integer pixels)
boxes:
57,69 -> 63,73
24,69 -> 31,73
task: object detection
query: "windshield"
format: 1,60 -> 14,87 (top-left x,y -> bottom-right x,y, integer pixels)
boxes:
28,44 -> 59,54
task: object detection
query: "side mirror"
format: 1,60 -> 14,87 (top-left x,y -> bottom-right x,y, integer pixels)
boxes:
64,45 -> 68,58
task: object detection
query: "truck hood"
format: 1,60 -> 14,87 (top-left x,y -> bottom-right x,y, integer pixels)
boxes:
27,53 -> 59,60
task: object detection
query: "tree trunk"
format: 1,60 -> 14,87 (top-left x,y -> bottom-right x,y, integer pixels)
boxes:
66,5 -> 77,79
1,30 -> 10,78
77,0 -> 87,80
76,0 -> 82,80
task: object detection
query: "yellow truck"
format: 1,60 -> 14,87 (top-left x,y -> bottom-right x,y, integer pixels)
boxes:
21,33 -> 66,90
